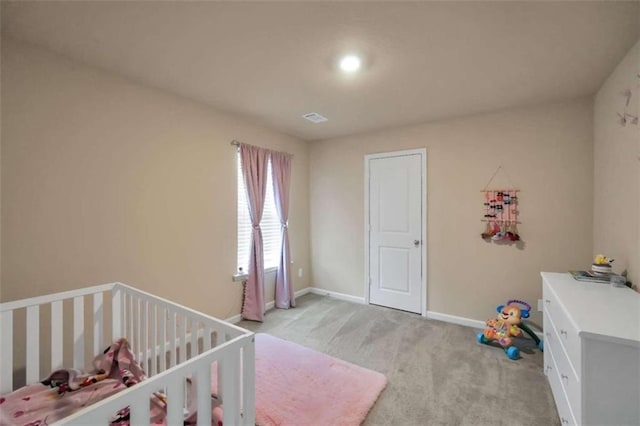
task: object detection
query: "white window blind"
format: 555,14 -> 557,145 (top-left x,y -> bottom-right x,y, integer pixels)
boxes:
237,153 -> 282,273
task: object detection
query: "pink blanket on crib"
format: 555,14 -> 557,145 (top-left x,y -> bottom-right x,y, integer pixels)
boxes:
1,338 -> 169,426
0,376 -> 134,426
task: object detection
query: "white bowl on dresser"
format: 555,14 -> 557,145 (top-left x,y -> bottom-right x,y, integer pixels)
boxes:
541,272 -> 640,426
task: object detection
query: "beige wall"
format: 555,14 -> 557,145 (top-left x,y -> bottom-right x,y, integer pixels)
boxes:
4,34 -> 631,331
310,99 -> 594,322
1,39 -> 311,319
0,34 -> 3,301
594,39 -> 640,289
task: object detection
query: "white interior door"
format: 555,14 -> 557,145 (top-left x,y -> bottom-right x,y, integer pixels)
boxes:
367,151 -> 424,314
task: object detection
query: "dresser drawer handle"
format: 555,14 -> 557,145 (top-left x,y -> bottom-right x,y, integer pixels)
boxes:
561,374 -> 569,380
560,329 -> 568,336
545,299 -> 551,304
545,332 -> 551,338
561,417 -> 569,424
545,365 -> 552,373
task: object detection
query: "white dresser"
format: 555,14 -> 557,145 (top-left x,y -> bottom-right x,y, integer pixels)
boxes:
541,272 -> 640,426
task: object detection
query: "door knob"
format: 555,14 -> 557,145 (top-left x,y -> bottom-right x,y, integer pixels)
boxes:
413,240 -> 420,247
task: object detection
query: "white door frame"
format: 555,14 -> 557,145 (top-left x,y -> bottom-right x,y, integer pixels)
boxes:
364,148 -> 427,317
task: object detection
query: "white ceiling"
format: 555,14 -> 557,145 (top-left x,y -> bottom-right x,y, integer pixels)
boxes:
2,1 -> 639,141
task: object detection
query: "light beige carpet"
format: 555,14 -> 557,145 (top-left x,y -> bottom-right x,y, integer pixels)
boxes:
239,293 -> 560,426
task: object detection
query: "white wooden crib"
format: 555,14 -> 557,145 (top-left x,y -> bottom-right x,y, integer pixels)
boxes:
0,282 -> 255,425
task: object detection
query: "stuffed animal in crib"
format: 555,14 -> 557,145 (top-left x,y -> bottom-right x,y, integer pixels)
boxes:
482,301 -> 529,348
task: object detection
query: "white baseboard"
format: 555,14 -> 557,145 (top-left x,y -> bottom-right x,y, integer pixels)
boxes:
225,313 -> 242,324
227,291 -> 543,340
228,289 -> 482,328
426,311 -> 486,329
225,287 -> 313,324
294,287 -> 313,298
426,310 -> 544,340
308,287 -> 366,304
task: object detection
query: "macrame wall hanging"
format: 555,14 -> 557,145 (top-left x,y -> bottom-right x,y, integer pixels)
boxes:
480,166 -> 521,243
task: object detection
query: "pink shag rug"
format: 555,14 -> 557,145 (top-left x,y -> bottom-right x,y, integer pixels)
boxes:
213,333 -> 387,426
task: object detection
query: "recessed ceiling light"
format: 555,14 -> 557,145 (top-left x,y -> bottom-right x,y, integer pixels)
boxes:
339,54 -> 361,73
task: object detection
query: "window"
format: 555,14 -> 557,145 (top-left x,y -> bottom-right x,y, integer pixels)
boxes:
237,153 -> 282,274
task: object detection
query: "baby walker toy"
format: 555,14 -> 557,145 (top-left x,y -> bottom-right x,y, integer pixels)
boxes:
476,299 -> 543,360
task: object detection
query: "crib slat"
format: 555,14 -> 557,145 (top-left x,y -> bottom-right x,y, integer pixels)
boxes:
220,350 -> 240,425
196,362 -> 212,426
242,338 -> 256,426
213,326 -> 221,344
122,294 -> 128,339
111,287 -> 122,341
203,325 -> 212,352
73,296 -> 84,369
51,300 -> 63,370
128,294 -> 134,343
1,311 -> 13,393
179,315 -> 187,363
141,299 -> 148,372
93,292 -> 103,355
134,297 -> 141,363
159,306 -> 167,372
26,305 -> 40,383
190,318 -> 198,359
150,304 -> 157,376
129,391 -> 150,425
166,380 -> 185,426
169,311 -> 176,367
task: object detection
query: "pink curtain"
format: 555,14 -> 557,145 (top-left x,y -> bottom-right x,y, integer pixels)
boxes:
271,151 -> 295,309
240,144 -> 269,321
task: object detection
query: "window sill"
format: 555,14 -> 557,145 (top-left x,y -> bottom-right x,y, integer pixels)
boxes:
232,266 -> 279,282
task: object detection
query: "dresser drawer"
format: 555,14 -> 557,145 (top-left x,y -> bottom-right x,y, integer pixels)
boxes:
545,312 -> 581,424
543,280 -> 581,374
546,342 -> 577,426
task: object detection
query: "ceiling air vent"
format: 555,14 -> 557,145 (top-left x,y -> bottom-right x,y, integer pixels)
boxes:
302,112 -> 328,123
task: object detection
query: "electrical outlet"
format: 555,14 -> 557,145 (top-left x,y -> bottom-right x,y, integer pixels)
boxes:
298,268 -> 303,278
538,299 -> 544,312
